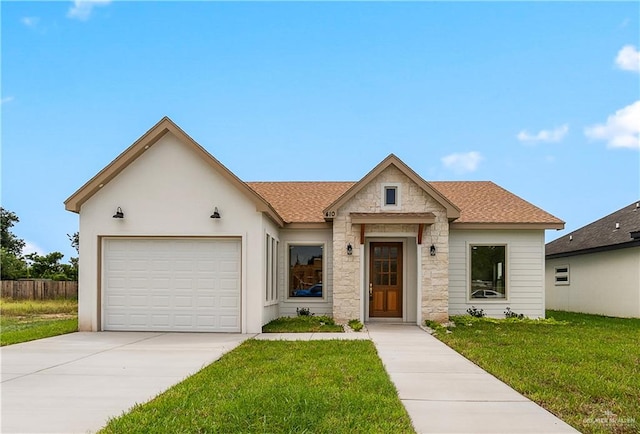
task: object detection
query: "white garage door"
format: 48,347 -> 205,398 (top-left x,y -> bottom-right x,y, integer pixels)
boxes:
103,238 -> 241,332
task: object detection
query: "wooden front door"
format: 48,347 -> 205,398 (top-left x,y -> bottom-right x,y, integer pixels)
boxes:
369,242 -> 403,318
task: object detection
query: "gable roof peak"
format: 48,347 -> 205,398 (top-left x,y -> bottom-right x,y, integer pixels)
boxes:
322,153 -> 461,220
64,117 -> 284,226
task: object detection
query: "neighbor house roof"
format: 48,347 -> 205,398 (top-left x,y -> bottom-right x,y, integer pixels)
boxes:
546,201 -> 640,258
247,180 -> 564,229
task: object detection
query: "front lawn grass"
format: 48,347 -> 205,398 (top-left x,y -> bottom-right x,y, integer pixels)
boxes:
262,315 -> 344,332
101,340 -> 415,433
0,298 -> 78,346
434,310 -> 640,434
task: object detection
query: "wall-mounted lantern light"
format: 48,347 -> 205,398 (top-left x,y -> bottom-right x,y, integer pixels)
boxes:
347,243 -> 353,255
430,244 -> 436,256
210,207 -> 221,219
112,207 -> 124,219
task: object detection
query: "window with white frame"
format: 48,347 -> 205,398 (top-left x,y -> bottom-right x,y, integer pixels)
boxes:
265,234 -> 279,303
469,245 -> 507,299
554,265 -> 570,286
288,244 -> 323,298
382,183 -> 401,208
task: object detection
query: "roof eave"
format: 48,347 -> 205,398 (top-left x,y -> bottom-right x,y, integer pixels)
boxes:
451,222 -> 565,230
546,240 -> 640,259
283,222 -> 333,229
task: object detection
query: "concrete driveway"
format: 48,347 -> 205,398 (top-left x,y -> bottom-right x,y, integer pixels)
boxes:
1,332 -> 253,434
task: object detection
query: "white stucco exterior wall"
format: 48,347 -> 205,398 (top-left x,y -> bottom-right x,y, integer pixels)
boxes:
449,229 -> 547,318
77,133 -> 268,333
545,247 -> 640,318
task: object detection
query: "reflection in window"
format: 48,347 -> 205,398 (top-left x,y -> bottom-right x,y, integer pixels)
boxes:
470,245 -> 506,299
289,245 -> 323,298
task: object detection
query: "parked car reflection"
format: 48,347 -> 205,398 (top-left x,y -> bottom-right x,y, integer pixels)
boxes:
471,289 -> 504,298
293,283 -> 322,297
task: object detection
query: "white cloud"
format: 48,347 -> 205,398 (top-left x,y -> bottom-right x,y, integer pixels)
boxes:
441,151 -> 483,174
20,16 -> 40,27
67,0 -> 111,21
584,100 -> 640,150
517,124 -> 569,143
23,241 -> 45,257
615,45 -> 640,73
1,96 -> 14,105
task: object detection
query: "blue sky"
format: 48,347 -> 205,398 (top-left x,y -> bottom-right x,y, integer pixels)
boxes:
2,1 -> 639,262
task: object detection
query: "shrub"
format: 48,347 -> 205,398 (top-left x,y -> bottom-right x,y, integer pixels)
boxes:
504,307 -> 525,319
424,319 -> 441,329
466,306 -> 486,318
348,319 -> 364,332
296,307 -> 313,316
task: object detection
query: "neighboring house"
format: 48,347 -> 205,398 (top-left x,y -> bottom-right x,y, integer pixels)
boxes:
65,117 -> 564,333
545,202 -> 640,318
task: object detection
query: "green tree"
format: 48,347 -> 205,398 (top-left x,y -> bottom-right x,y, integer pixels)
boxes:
25,252 -> 74,281
67,232 -> 79,280
1,247 -> 27,280
1,208 -> 25,256
67,232 -> 79,255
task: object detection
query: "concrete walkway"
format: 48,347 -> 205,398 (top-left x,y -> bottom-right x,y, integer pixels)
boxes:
1,332 -> 253,434
367,323 -> 579,434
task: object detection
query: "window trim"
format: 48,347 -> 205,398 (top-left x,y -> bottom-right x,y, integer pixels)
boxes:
264,233 -> 280,306
554,265 -> 570,286
381,183 -> 401,209
467,243 -> 509,302
285,242 -> 326,302
265,234 -> 271,303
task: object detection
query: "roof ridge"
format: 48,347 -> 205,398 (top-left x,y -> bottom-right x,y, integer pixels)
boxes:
246,181 -> 355,183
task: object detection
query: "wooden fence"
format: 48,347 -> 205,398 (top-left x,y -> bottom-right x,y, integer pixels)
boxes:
1,280 -> 78,300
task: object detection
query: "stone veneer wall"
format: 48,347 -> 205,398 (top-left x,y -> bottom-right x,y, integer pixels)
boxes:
332,165 -> 450,323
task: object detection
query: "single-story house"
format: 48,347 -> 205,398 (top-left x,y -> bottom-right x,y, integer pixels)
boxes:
65,117 -> 564,333
545,201 -> 640,318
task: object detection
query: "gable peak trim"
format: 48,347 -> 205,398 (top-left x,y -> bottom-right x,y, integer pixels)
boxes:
322,153 -> 460,220
64,117 -> 284,226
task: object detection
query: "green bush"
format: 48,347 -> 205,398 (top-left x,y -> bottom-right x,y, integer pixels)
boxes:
348,319 -> 364,332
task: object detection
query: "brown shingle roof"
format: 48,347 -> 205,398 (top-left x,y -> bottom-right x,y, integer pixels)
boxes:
546,201 -> 640,258
247,182 -> 354,223
430,181 -> 564,225
247,180 -> 564,227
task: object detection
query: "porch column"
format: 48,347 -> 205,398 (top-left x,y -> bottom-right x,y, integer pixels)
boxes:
416,243 -> 423,325
360,243 -> 366,323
